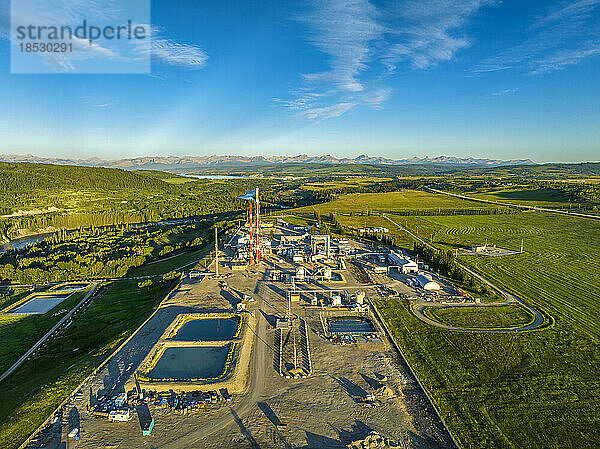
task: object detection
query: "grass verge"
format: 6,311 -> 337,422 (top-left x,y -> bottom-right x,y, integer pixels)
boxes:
424,305 -> 534,329
375,297 -> 600,448
0,278 -> 177,449
0,289 -> 89,374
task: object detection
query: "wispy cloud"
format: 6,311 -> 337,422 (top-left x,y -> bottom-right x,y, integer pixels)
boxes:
529,41 -> 600,74
383,0 -> 497,71
150,38 -> 208,68
301,0 -> 383,93
303,102 -> 357,120
532,0 -> 600,29
132,26 -> 208,69
475,0 -> 600,74
491,87 -> 519,96
281,0 -> 494,120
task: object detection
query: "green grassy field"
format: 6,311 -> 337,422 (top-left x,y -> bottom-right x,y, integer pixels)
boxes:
424,305 -> 534,329
288,190 -> 600,448
0,288 -> 89,374
296,190 -> 501,215
335,214 -> 415,247
300,177 -> 393,191
470,188 -> 575,209
125,244 -> 211,277
376,297 -> 600,449
390,212 -> 600,338
0,279 -> 177,449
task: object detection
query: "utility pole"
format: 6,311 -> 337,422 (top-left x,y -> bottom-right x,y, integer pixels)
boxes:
293,325 -> 297,370
214,227 -> 219,277
255,188 -> 260,263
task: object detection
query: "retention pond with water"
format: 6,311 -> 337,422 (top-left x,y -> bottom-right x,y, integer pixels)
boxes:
329,317 -> 375,335
5,292 -> 74,315
148,345 -> 233,381
171,317 -> 239,341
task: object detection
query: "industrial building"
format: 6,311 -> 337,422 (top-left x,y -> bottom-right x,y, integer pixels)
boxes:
359,227 -> 389,234
310,235 -> 331,258
108,409 -> 132,422
230,259 -> 249,271
414,274 -> 440,291
387,251 -> 419,274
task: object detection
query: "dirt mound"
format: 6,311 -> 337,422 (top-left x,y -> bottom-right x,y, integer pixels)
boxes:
347,431 -> 401,448
373,372 -> 388,382
377,386 -> 395,397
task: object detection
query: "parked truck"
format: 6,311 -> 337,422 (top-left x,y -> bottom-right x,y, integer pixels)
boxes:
142,417 -> 154,436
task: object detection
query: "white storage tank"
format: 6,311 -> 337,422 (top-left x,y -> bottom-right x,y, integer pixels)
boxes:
414,274 -> 440,291
356,291 -> 365,305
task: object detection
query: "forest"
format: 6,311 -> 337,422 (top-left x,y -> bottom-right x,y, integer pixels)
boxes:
0,222 -> 210,284
0,162 -> 433,240
0,163 -> 279,240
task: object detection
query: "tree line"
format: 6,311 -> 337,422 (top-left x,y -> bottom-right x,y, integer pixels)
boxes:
413,242 -> 496,297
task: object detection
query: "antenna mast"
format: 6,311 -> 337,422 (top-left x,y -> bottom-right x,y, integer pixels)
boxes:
249,202 -> 254,264
255,188 -> 260,263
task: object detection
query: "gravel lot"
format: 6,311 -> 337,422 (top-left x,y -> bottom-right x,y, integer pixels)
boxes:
27,239 -> 453,449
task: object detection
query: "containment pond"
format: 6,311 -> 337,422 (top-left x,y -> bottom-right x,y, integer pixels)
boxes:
6,293 -> 73,315
149,346 -> 231,380
171,317 -> 239,341
329,318 -> 374,335
50,283 -> 88,292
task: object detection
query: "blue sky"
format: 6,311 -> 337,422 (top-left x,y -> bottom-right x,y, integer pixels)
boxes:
0,0 -> 599,162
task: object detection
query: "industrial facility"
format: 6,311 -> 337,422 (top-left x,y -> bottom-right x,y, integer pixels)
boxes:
25,213 -> 461,448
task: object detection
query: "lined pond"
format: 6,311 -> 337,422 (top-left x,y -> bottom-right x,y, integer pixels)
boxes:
171,317 -> 238,341
329,318 -> 374,335
6,293 -> 73,315
149,345 -> 231,380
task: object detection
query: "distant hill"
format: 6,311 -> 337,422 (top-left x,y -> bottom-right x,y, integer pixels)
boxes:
0,162 -> 178,193
453,162 -> 600,178
0,153 -> 536,171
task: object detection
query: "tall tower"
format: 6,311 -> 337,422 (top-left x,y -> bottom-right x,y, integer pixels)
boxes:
237,188 -> 260,265
249,202 -> 254,264
255,188 -> 260,263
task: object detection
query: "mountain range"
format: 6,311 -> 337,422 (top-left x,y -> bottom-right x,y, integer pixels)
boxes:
0,153 -> 536,171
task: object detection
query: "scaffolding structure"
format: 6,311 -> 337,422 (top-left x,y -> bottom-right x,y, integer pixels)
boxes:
238,187 -> 261,264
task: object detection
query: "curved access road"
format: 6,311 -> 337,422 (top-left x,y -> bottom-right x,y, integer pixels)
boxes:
411,299 -> 544,333
382,214 -> 546,333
